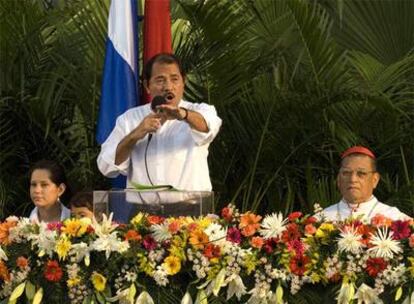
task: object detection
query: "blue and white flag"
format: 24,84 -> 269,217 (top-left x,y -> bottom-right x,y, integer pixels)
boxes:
96,0 -> 139,145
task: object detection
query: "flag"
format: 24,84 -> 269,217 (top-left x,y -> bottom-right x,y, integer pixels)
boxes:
96,0 -> 139,144
142,0 -> 172,103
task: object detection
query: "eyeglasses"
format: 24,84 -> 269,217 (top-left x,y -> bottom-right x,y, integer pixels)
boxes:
339,169 -> 376,179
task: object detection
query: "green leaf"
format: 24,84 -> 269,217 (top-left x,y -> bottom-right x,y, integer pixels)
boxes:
395,286 -> 403,301
25,281 -> 35,300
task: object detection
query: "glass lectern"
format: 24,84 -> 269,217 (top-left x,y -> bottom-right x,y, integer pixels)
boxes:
93,190 -> 214,223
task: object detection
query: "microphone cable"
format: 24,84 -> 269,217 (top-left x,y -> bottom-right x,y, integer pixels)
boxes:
144,135 -> 154,186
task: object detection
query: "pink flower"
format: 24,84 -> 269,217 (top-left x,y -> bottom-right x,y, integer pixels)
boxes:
47,222 -> 62,232
263,237 -> 279,254
226,227 -> 241,244
143,235 -> 157,251
391,220 -> 411,240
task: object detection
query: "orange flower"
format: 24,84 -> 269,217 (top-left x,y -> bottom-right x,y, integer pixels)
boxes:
203,243 -> 221,259
250,236 -> 264,249
124,230 -> 142,242
16,256 -> 29,270
168,221 -> 181,234
304,224 -> 316,235
189,230 -> 209,249
239,213 -> 262,237
147,215 -> 164,225
0,260 -> 10,281
0,220 -> 17,245
356,225 -> 374,246
371,214 -> 392,227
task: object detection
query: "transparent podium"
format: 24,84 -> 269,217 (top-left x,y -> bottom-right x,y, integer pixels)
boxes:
93,190 -> 214,223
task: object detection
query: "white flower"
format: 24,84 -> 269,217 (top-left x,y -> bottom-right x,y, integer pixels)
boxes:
226,274 -> 247,300
150,223 -> 172,242
92,213 -> 118,237
354,283 -> 383,304
153,266 -> 169,286
337,226 -> 363,254
204,223 -> 227,243
28,223 -> 57,257
368,228 -> 402,259
91,232 -> 129,259
135,291 -> 154,304
259,213 -> 287,239
69,242 -> 91,265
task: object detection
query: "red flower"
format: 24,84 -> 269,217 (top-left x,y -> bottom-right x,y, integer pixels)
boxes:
221,207 -> 233,222
391,220 -> 411,240
226,227 -> 242,244
203,244 -> 221,259
143,235 -> 157,251
263,237 -> 279,254
287,239 -> 305,256
304,216 -> 317,225
365,257 -> 387,277
409,234 -> 414,248
282,223 -> 301,242
288,212 -> 303,222
289,255 -> 310,276
44,260 -> 63,282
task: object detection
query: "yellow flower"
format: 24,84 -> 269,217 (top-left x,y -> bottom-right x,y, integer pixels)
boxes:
131,213 -> 145,226
55,237 -> 71,260
62,218 -> 89,238
91,272 -> 107,292
162,255 -> 181,275
196,217 -> 212,229
315,223 -> 335,238
244,253 -> 259,275
67,277 -> 81,287
408,257 -> 414,277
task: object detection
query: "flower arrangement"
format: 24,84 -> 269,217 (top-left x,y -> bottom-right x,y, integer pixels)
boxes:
0,205 -> 413,304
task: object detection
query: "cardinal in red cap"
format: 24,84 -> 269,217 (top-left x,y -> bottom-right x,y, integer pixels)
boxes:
341,146 -> 376,160
317,146 -> 411,222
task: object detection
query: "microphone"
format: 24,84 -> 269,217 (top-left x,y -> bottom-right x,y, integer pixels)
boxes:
151,95 -> 167,113
148,96 -> 167,142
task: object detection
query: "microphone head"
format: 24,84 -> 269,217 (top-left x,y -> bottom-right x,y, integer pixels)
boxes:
151,95 -> 167,111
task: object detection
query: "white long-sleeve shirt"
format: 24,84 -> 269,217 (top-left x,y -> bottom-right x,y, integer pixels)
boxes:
320,196 -> 410,222
97,100 -> 222,191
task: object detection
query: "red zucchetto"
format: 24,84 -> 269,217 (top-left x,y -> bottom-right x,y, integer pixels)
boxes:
341,146 -> 376,160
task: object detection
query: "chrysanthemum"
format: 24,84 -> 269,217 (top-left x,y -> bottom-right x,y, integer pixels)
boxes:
368,227 -> 402,259
259,213 -> 287,239
337,225 -> 363,254
150,223 -> 172,242
204,223 -> 227,243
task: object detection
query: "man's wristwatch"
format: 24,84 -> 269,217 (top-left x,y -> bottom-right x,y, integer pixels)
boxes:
179,107 -> 188,121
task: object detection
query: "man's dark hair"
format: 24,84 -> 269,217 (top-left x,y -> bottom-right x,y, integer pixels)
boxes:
143,53 -> 185,81
69,191 -> 93,211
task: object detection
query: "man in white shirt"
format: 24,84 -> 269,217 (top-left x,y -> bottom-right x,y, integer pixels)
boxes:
97,53 -> 222,191
320,146 -> 410,222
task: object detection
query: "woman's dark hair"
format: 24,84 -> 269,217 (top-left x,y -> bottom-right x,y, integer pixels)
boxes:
69,191 -> 93,211
29,160 -> 71,203
143,53 -> 185,81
